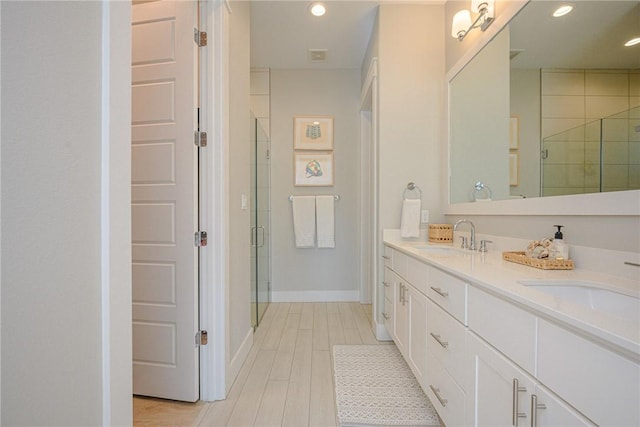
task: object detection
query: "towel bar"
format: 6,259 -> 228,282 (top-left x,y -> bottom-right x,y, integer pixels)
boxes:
288,195 -> 340,202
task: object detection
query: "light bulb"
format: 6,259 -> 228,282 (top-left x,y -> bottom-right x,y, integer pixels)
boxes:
451,10 -> 471,39
309,3 -> 326,17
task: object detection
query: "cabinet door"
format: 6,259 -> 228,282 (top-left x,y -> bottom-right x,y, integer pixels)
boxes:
531,384 -> 595,427
394,280 -> 409,357
407,285 -> 427,388
467,332 -> 535,427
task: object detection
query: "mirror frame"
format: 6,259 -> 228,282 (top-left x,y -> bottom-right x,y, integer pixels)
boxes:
444,0 -> 640,216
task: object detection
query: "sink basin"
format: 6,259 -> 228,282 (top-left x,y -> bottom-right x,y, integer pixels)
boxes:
518,280 -> 640,322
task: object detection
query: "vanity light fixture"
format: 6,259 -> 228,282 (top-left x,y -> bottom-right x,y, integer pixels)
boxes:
451,0 -> 495,42
552,4 -> 573,18
624,37 -> 640,47
309,2 -> 326,17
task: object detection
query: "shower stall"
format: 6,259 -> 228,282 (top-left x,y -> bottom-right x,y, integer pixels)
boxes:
250,114 -> 271,328
542,106 -> 640,196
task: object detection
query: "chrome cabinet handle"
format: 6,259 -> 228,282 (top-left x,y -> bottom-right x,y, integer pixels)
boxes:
398,283 -> 404,304
513,378 -> 527,426
530,395 -> 546,427
429,385 -> 448,407
430,286 -> 449,297
382,312 -> 389,320
251,226 -> 257,247
382,255 -> 390,260
383,281 -> 390,288
430,332 -> 449,348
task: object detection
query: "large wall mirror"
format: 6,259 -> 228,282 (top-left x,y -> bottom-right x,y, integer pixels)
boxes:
449,0 -> 640,205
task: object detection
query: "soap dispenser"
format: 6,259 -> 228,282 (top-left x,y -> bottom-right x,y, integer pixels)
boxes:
551,225 -> 569,260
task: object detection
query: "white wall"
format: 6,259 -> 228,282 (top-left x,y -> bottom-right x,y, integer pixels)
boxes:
1,1 -> 132,424
365,4 -> 445,325
227,0 -> 252,383
270,69 -> 361,301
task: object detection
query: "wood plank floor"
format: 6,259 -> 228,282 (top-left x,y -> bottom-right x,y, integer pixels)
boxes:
133,302 -> 391,427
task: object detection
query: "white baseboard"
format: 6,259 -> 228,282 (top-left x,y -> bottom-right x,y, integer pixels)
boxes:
271,290 -> 359,302
374,320 -> 392,341
226,328 -> 253,394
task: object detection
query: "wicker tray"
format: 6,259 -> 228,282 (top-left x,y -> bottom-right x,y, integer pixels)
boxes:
429,224 -> 453,243
502,251 -> 574,270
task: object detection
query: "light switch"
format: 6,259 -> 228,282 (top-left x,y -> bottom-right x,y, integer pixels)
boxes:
421,210 -> 429,223
241,194 -> 248,210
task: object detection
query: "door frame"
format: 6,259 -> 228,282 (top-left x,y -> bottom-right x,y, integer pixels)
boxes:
197,0 -> 229,402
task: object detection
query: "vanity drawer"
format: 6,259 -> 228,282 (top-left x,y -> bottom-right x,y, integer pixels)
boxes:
426,352 -> 465,427
427,299 -> 467,389
405,255 -> 428,295
393,250 -> 408,280
537,319 -> 640,427
383,296 -> 394,336
427,266 -> 467,324
382,245 -> 393,269
383,267 -> 394,302
468,286 -> 536,374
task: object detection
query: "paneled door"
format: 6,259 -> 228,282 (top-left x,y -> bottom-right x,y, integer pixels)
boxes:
131,0 -> 200,402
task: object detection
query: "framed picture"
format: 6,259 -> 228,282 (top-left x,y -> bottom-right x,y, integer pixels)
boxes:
293,116 -> 334,150
294,151 -> 334,187
509,152 -> 519,186
509,116 -> 519,150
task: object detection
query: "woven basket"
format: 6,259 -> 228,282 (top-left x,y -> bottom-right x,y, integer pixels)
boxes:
502,251 -> 574,270
428,224 -> 453,243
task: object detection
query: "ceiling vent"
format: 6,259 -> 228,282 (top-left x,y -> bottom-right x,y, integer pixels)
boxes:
309,49 -> 328,63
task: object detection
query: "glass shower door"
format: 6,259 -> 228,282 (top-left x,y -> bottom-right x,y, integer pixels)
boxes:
251,114 -> 271,328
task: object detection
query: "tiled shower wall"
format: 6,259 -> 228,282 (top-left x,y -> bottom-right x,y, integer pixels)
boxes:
541,69 -> 640,196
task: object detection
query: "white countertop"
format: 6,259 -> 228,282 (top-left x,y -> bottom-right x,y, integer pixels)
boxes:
384,236 -> 640,361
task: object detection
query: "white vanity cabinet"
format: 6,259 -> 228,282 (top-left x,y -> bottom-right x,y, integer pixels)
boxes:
387,250 -> 428,386
466,332 -> 594,427
382,266 -> 395,340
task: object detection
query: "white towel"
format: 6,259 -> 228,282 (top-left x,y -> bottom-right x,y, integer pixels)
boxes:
316,196 -> 335,248
292,196 -> 316,248
400,199 -> 421,238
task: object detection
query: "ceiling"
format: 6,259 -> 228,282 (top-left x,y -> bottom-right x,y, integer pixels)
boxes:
248,1 -> 640,71
249,1 -> 435,70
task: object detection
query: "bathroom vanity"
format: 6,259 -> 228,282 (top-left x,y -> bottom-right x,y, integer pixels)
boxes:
382,236 -> 640,426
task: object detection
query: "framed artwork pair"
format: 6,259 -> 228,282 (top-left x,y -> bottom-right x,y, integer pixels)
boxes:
293,116 -> 334,187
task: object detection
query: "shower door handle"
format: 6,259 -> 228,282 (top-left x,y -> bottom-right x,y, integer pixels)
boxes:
257,226 -> 265,248
251,226 -> 257,247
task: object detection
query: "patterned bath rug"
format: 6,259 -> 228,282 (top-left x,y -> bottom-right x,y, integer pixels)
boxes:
332,345 -> 441,427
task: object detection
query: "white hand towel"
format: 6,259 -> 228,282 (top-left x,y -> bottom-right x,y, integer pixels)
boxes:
400,199 -> 421,238
315,196 -> 335,248
292,196 -> 316,248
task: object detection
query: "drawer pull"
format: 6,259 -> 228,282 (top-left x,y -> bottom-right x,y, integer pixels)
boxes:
430,286 -> 449,297
382,255 -> 391,260
383,281 -> 390,288
512,378 -> 527,426
429,385 -> 448,407
382,312 -> 390,320
530,395 -> 546,427
430,332 -> 449,348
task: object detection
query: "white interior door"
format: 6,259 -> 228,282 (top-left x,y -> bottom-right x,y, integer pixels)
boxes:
131,0 -> 199,402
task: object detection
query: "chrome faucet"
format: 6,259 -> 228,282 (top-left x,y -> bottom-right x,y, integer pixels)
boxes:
454,219 -> 476,251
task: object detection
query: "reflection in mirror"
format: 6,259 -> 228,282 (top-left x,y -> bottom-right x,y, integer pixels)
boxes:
450,1 -> 640,204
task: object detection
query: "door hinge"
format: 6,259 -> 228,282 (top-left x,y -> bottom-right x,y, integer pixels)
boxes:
195,231 -> 208,247
194,28 -> 207,47
194,131 -> 207,147
196,330 -> 208,346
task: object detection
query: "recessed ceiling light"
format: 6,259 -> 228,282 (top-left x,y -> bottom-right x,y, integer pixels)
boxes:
624,37 -> 640,47
309,2 -> 326,17
553,5 -> 573,18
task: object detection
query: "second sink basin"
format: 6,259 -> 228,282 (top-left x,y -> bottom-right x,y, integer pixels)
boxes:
518,280 -> 640,322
